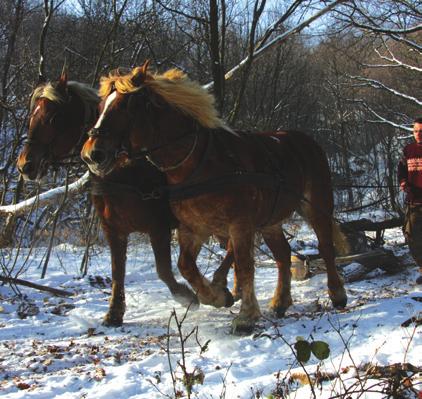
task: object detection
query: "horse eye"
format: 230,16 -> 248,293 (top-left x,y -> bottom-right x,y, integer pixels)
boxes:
48,112 -> 64,127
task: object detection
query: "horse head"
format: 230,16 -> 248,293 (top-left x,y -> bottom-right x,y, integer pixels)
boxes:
81,61 -> 158,176
81,61 -> 224,177
17,71 -> 99,181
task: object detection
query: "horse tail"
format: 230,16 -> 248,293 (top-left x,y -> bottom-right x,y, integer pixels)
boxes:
332,219 -> 351,256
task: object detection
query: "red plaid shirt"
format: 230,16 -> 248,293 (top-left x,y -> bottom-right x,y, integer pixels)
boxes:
398,142 -> 422,204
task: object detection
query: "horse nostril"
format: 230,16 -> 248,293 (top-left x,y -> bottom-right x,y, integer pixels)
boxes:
90,150 -> 107,165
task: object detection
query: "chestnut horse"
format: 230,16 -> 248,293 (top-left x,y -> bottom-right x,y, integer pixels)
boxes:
17,72 -> 210,327
80,63 -> 347,332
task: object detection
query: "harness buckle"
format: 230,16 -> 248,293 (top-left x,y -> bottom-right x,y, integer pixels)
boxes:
141,189 -> 162,200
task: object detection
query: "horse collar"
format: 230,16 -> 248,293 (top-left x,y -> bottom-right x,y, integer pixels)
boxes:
146,133 -> 199,172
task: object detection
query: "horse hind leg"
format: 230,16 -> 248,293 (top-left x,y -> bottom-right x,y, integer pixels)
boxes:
261,226 -> 293,317
299,192 -> 347,309
149,229 -> 199,309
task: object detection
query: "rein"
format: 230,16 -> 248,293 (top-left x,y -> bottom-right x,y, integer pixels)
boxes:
145,133 -> 198,172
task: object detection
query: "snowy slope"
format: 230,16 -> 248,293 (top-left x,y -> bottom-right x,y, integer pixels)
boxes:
0,227 -> 421,398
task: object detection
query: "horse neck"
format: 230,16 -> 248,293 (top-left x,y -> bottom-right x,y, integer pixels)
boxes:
67,83 -> 99,129
65,86 -> 99,152
149,118 -> 211,184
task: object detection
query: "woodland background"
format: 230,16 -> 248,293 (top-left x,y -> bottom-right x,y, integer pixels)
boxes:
0,0 -> 421,259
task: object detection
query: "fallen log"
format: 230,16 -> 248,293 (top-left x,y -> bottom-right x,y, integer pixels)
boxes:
0,276 -> 74,297
0,171 -> 89,216
257,248 -> 404,283
309,248 -> 403,282
341,217 -> 403,232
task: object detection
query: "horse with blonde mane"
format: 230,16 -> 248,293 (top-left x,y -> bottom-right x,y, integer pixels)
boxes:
17,71 -> 208,327
81,62 -> 347,333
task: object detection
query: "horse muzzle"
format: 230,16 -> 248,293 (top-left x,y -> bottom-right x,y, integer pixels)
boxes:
17,158 -> 47,181
81,147 -> 115,177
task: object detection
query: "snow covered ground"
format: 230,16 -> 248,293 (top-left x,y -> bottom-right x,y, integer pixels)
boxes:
0,225 -> 421,398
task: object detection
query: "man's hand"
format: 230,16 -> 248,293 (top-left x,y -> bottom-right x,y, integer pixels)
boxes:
400,181 -> 414,201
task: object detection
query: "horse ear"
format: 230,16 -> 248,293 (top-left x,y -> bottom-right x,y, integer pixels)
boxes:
57,68 -> 68,91
131,60 -> 150,87
38,74 -> 46,84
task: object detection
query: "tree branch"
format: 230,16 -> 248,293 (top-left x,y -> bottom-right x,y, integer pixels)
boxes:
0,275 -> 73,297
204,0 -> 346,90
0,172 -> 89,216
349,75 -> 422,106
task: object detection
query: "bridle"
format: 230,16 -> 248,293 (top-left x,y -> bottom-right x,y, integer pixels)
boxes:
87,125 -> 200,172
24,92 -> 95,168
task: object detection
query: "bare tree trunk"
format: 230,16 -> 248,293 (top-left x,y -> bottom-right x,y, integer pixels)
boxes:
228,0 -> 266,125
91,0 -> 129,85
0,0 -> 24,127
209,0 -> 225,112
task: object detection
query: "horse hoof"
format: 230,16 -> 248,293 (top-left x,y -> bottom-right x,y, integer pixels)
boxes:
269,296 -> 292,318
231,316 -> 256,335
102,314 -> 123,327
224,288 -> 234,308
272,307 -> 288,318
329,288 -> 347,309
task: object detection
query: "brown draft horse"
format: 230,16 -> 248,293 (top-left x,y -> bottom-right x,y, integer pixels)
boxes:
80,63 -> 348,333
16,72 -> 210,327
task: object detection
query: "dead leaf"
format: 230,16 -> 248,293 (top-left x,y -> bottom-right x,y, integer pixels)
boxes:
401,316 -> 422,328
43,359 -> 53,366
15,382 -> 31,390
93,367 -> 106,381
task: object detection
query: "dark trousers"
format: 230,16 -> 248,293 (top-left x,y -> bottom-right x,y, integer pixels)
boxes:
403,204 -> 422,268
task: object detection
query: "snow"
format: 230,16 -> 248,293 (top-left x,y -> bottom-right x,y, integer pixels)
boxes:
0,227 -> 421,398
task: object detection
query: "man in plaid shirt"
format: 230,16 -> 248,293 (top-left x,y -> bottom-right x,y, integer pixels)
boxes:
398,117 -> 422,284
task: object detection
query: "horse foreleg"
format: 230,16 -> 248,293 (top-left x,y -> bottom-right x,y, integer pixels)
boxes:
177,226 -> 233,308
211,237 -> 239,303
230,227 -> 261,334
262,226 -> 292,317
149,229 -> 199,309
103,228 -> 127,327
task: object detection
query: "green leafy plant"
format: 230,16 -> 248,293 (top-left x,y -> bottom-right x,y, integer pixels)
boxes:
294,337 -> 330,363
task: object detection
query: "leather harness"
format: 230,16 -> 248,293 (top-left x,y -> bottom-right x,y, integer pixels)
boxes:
88,129 -> 287,226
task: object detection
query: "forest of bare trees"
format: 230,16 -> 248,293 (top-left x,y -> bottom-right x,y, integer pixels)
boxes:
0,0 -> 420,253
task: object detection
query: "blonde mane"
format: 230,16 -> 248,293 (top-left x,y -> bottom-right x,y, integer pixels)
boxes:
99,67 -> 226,129
30,81 -> 100,125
